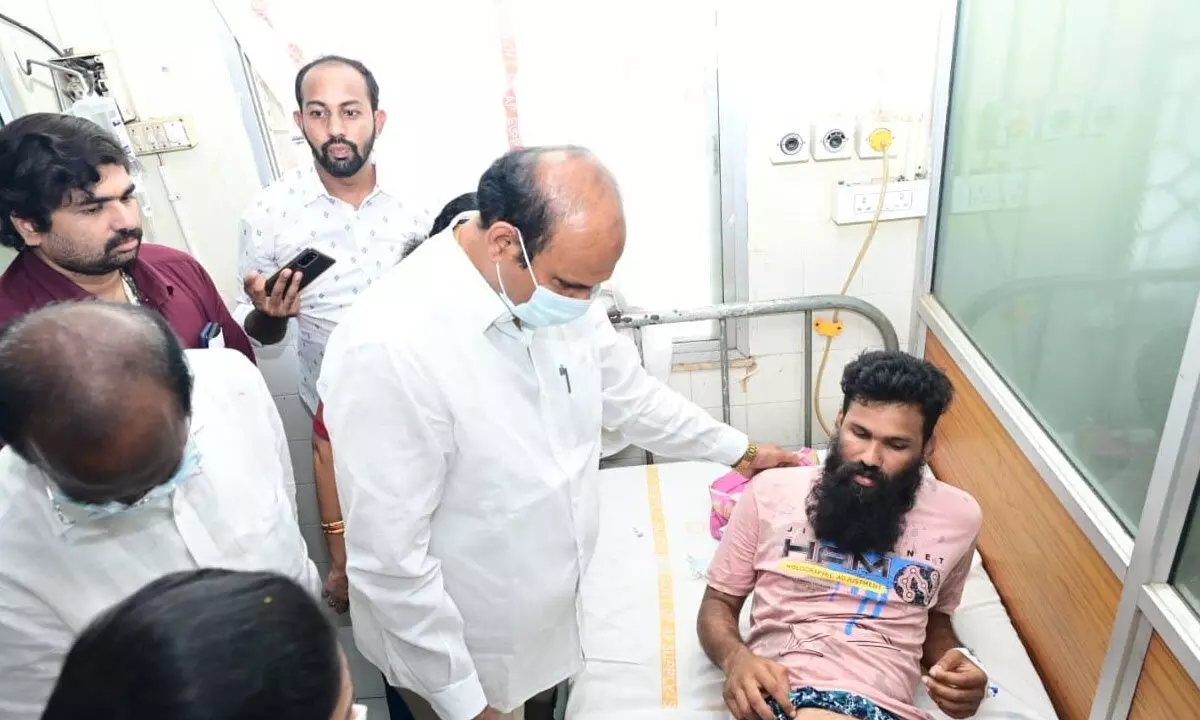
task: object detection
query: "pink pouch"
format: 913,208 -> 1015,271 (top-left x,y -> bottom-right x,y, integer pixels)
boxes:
708,448 -> 819,540
709,470 -> 751,540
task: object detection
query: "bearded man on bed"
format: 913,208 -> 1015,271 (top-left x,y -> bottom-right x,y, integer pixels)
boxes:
699,350 -> 987,720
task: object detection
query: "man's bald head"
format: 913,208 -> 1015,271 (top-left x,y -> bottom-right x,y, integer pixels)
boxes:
478,146 -> 623,265
476,146 -> 626,306
0,303 -> 192,503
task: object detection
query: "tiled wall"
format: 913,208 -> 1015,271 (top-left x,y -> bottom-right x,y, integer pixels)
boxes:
656,0 -> 944,450
666,212 -> 922,450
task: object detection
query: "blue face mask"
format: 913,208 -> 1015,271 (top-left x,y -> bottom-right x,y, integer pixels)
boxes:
46,439 -> 202,522
496,228 -> 598,328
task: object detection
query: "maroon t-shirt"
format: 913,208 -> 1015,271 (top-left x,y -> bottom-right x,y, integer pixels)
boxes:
0,243 -> 254,362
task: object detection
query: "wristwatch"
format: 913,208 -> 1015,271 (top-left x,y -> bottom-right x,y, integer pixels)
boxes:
733,441 -> 758,475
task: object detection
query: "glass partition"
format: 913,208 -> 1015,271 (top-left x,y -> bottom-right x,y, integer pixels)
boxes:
932,0 -> 1200,529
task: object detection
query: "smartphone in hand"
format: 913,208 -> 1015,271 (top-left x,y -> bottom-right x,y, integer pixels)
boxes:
264,248 -> 336,296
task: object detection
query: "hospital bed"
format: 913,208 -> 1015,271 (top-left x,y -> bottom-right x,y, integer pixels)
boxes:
567,461 -> 1059,720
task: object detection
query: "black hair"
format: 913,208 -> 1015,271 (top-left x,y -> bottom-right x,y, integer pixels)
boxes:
476,145 -> 598,268
0,302 -> 193,459
402,192 -> 479,260
295,55 -> 380,111
840,350 -> 954,442
0,113 -> 131,251
40,569 -> 342,720
430,192 -> 479,236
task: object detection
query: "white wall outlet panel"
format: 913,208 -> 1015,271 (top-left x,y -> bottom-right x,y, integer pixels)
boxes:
127,116 -> 198,156
768,121 -> 812,164
812,117 -> 853,161
855,119 -> 904,159
831,177 -> 931,225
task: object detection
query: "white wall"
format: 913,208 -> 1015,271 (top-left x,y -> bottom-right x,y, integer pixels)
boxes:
662,0 -> 945,449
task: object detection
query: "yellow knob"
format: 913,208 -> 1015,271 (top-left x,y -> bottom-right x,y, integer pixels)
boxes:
868,128 -> 894,153
814,318 -> 845,338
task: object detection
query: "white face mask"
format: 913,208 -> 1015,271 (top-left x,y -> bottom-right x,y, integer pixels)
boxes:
351,703 -> 368,720
44,438 -> 201,522
495,227 -> 598,327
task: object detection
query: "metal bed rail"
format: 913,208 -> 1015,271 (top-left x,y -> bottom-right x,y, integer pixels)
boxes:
609,295 -> 900,448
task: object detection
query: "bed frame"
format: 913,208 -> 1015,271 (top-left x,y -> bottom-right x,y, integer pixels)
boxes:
608,294 -> 900,450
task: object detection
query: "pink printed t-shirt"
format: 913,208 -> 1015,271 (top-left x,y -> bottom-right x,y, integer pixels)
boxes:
706,465 -> 982,720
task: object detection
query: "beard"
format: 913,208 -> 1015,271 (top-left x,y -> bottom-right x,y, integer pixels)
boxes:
308,132 -> 375,178
806,435 -> 925,557
49,227 -> 143,276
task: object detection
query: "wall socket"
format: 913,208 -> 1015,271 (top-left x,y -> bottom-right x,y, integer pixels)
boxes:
768,120 -> 812,164
856,119 -> 905,159
813,118 -> 853,161
832,177 -> 931,225
126,116 -> 197,155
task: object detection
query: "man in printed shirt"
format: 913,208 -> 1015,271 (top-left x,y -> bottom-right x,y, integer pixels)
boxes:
699,351 -> 987,720
0,303 -> 317,720
235,54 -> 428,402
0,113 -> 252,360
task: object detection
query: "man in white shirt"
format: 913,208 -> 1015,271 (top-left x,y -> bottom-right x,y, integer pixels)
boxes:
0,302 -> 319,720
234,54 -> 428,627
319,146 -> 801,720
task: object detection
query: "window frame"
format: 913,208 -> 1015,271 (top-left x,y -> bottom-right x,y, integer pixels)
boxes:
672,8 -> 752,364
913,0 -> 1200,715
216,26 -> 282,189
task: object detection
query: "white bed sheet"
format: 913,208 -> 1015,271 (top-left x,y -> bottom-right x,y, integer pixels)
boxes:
568,461 -> 1057,720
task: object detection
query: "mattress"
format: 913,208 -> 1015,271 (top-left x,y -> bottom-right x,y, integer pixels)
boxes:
569,461 -> 1057,719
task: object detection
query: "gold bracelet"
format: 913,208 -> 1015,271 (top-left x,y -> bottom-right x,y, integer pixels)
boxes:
734,441 -> 759,474
321,520 -> 345,536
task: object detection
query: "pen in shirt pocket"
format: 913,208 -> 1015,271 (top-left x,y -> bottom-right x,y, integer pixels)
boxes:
199,322 -> 224,350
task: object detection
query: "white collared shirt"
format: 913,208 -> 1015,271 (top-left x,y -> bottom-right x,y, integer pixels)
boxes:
317,225 -> 748,720
0,349 -> 320,720
235,163 -> 430,410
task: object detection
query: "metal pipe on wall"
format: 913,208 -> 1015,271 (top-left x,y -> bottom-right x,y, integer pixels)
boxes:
611,295 -> 900,446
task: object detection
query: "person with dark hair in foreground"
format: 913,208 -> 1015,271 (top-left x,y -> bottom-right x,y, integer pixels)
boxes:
318,146 -> 801,720
699,350 -> 986,720
0,113 -> 253,360
41,569 -> 364,720
0,303 -> 318,720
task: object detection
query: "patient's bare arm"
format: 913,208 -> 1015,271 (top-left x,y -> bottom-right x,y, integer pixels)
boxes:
922,610 -> 960,670
699,587 -> 795,720
698,586 -> 748,671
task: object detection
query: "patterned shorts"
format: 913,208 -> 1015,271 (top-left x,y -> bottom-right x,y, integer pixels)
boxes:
766,687 -> 899,720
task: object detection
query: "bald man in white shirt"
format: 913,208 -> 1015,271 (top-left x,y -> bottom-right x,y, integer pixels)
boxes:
319,146 -> 802,720
0,303 -> 319,720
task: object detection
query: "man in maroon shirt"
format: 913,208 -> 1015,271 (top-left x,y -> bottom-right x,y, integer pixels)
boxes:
0,113 -> 253,362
